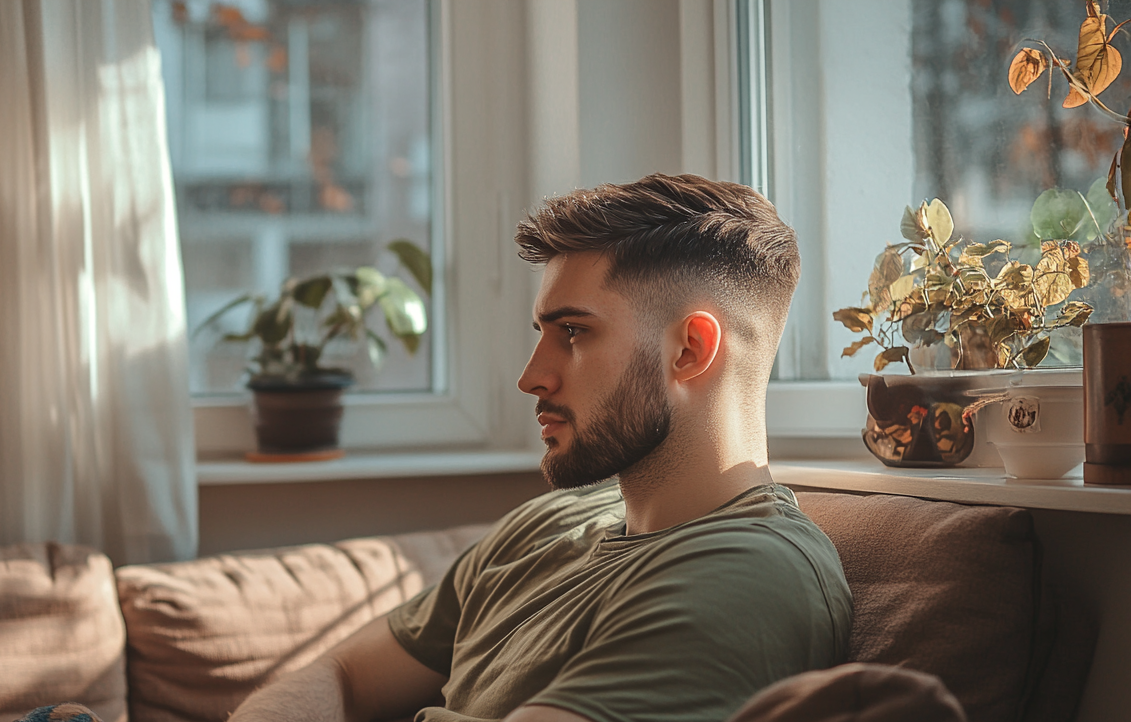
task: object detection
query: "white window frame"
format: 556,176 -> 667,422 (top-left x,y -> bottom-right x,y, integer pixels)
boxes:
194,0 -> 540,458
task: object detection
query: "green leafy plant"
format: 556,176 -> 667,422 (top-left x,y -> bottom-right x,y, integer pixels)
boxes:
833,198 -> 1093,374
195,239 -> 431,382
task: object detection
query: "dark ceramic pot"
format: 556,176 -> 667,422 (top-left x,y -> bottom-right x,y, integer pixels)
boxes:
860,372 -> 985,468
247,372 -> 354,454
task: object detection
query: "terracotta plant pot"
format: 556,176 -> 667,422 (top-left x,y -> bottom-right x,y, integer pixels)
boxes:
247,373 -> 354,454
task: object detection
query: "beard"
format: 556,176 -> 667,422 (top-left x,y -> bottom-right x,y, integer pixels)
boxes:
537,344 -> 673,490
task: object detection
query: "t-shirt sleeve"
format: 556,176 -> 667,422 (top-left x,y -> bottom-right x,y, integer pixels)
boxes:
525,521 -> 851,722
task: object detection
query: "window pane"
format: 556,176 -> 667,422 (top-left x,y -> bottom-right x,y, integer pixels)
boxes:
153,0 -> 435,394
758,0 -> 1131,381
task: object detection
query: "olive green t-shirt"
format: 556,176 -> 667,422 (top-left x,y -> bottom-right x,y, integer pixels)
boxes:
388,481 -> 852,722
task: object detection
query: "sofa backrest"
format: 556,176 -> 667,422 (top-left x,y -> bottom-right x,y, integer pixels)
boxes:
0,542 -> 127,722
796,492 -> 1092,722
114,524 -> 487,722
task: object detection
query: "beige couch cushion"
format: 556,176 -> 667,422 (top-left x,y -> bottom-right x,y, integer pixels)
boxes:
0,543 -> 127,722
796,493 -> 1038,722
116,525 -> 486,722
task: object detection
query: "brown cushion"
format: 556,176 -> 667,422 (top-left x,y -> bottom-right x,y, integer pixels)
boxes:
796,493 -> 1036,722
0,543 -> 127,722
116,525 -> 486,722
726,662 -> 967,722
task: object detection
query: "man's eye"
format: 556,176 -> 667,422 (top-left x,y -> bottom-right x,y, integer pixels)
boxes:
564,324 -> 580,339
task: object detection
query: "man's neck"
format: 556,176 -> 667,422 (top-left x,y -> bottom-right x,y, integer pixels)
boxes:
616,422 -> 773,535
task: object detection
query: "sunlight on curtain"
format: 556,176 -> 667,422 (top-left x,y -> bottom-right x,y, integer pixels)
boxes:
0,0 -> 196,564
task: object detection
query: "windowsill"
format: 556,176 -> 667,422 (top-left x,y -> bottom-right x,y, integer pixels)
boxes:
196,449 -> 544,486
772,459 -> 1131,515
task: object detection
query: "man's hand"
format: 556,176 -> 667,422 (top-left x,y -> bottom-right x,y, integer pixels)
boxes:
229,616 -> 447,722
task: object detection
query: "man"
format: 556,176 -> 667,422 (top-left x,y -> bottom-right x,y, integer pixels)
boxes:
228,173 -> 852,722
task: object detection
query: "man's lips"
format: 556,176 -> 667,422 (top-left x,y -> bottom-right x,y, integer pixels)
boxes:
536,412 -> 567,440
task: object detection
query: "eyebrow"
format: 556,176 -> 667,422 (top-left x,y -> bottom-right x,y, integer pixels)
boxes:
533,306 -> 595,329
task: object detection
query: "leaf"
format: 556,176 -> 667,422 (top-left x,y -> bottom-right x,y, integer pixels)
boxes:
900,206 -> 927,242
1034,245 -> 1074,306
354,266 -> 389,308
1009,48 -> 1050,94
1057,301 -> 1094,327
192,292 -> 257,339
1108,151 -> 1119,205
1063,12 -> 1122,108
1068,254 -> 1091,288
889,274 -> 917,301
387,239 -> 433,296
925,198 -> 954,246
874,346 -> 910,373
986,314 -> 1018,347
832,307 -> 873,333
293,276 -> 332,309
379,277 -> 428,347
365,330 -> 388,368
995,261 -> 1035,310
841,336 -> 875,358
1085,176 -> 1118,234
1121,128 -> 1131,211
1018,336 -> 1051,368
253,301 -> 292,345
869,248 -> 904,308
901,312 -> 937,345
1030,188 -> 1088,240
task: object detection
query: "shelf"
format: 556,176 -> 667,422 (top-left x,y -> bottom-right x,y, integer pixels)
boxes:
197,449 -> 544,486
771,459 -> 1131,515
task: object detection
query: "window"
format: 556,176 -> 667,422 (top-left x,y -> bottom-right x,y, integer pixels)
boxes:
156,1 -> 539,457
154,0 -> 435,395
748,0 -> 1131,387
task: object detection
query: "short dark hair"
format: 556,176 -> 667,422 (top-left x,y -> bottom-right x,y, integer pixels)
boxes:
515,173 -> 800,371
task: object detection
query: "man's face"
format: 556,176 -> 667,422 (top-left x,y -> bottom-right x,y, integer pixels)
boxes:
517,253 -> 673,489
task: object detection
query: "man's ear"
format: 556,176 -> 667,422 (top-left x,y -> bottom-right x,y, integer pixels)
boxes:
670,311 -> 721,382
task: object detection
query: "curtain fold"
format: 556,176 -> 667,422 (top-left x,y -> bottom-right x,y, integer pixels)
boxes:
0,0 -> 197,565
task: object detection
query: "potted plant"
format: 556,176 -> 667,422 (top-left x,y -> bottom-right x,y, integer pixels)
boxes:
833,198 -> 1094,467
195,239 -> 431,459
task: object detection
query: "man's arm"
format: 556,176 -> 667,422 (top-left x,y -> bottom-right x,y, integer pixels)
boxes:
229,616 -> 447,722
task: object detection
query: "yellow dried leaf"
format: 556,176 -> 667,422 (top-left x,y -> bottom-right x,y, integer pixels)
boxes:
889,274 -> 917,302
1068,255 -> 1091,288
995,261 -> 1035,310
841,336 -> 875,358
1009,48 -> 1049,94
925,199 -> 954,245
1064,13 -> 1122,108
1034,247 -> 1074,306
832,307 -> 873,333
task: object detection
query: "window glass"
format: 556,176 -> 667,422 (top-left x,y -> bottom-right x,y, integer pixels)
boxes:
153,0 -> 434,394
755,0 -> 1131,381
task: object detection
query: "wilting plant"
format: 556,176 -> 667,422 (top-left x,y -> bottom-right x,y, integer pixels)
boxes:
1008,0 -> 1131,211
833,199 -> 1093,374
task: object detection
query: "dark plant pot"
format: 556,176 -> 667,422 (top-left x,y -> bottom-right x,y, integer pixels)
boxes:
860,372 -> 986,468
247,373 -> 354,454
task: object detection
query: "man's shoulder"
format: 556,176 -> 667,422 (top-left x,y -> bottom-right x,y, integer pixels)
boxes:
637,484 -> 847,590
472,480 -> 625,559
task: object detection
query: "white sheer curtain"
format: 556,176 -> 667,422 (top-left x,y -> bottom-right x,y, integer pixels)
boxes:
0,0 -> 197,564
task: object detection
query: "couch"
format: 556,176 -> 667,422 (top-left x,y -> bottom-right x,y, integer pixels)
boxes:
0,491 -> 1097,722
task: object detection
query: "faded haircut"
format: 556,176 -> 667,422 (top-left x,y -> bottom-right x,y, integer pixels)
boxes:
515,173 -> 800,374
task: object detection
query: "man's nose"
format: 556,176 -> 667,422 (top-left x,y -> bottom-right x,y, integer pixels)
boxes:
517,342 -> 560,397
